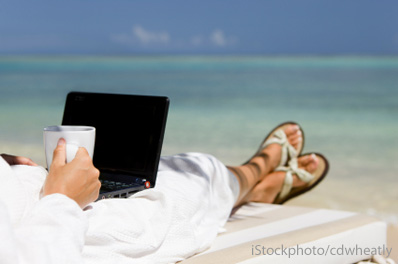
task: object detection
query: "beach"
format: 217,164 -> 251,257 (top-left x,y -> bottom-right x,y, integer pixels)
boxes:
1,55 -> 397,260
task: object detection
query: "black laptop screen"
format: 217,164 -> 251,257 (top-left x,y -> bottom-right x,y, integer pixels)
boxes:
62,92 -> 169,185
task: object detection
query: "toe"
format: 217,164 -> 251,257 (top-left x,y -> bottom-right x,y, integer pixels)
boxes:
289,132 -> 302,148
284,124 -> 300,136
285,125 -> 302,150
305,154 -> 319,173
297,154 -> 313,167
292,154 -> 319,187
297,154 -> 319,173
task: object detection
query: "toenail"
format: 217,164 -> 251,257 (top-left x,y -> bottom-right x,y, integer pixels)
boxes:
311,153 -> 317,161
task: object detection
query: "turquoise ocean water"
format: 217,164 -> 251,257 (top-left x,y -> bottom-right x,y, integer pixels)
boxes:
0,56 -> 397,221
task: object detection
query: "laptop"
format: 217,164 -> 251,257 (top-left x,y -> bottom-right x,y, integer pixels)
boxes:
61,91 -> 169,200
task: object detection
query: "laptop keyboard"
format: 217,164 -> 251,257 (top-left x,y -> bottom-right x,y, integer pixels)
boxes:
100,180 -> 142,192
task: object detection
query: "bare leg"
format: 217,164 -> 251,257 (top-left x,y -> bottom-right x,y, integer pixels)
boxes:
227,124 -> 302,206
237,154 -> 319,206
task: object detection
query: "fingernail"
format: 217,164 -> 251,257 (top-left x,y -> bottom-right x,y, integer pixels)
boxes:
297,130 -> 302,135
311,153 -> 317,161
58,138 -> 66,146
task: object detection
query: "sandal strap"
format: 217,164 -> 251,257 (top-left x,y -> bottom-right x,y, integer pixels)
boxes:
275,157 -> 315,199
262,130 -> 298,167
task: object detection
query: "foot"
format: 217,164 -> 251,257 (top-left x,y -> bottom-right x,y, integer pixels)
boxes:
241,154 -> 319,205
228,124 -> 303,206
245,124 -> 303,180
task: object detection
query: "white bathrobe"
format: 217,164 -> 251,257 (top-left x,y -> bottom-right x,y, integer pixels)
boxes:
0,153 -> 239,264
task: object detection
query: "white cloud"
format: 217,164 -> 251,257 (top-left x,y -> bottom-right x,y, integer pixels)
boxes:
132,25 -> 170,44
111,25 -> 170,46
190,29 -> 237,48
111,26 -> 237,49
210,29 -> 227,47
207,29 -> 238,47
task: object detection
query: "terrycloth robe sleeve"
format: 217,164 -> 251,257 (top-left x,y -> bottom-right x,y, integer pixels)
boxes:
0,157 -> 88,264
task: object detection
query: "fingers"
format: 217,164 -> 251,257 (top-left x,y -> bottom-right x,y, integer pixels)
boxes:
0,153 -> 38,166
14,156 -> 38,166
44,139 -> 101,209
73,150 -> 100,206
74,147 -> 90,159
72,147 -> 94,168
78,168 -> 101,207
87,168 -> 101,203
88,166 -> 100,183
51,138 -> 67,167
88,179 -> 102,204
89,167 -> 101,194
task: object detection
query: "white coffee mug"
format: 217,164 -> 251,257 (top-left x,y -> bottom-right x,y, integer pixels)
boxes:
44,125 -> 96,168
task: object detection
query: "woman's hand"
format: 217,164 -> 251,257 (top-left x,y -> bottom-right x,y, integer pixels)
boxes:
0,153 -> 38,166
42,138 -> 101,209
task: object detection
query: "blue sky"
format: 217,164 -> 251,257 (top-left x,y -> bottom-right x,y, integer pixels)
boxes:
1,0 -> 398,55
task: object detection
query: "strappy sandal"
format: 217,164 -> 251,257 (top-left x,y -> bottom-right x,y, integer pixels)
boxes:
244,121 -> 305,167
273,153 -> 329,204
